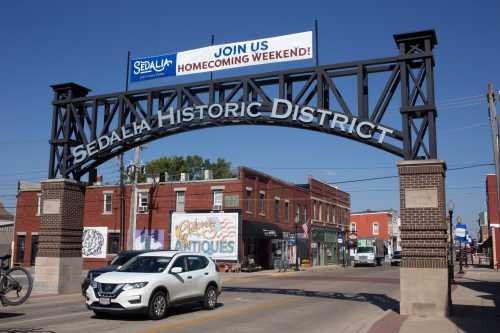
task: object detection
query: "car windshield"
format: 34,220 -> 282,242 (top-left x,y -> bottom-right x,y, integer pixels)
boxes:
110,253 -> 137,266
118,256 -> 172,273
357,246 -> 374,253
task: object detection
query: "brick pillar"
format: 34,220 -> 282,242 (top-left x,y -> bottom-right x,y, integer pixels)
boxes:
398,160 -> 449,317
34,179 -> 85,294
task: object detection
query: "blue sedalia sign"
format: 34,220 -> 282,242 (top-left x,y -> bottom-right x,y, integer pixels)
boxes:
130,53 -> 177,82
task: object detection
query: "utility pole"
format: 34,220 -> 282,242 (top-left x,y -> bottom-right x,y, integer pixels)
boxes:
120,51 -> 131,251
487,83 -> 500,222
127,146 -> 141,250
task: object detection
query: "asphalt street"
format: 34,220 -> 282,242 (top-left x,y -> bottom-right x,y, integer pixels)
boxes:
0,265 -> 400,333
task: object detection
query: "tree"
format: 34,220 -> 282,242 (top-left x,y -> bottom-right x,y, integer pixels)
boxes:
144,155 -> 237,181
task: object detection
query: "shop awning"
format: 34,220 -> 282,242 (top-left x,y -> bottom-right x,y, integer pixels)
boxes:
243,220 -> 283,239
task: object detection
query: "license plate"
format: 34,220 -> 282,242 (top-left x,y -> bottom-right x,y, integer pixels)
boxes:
99,298 -> 110,305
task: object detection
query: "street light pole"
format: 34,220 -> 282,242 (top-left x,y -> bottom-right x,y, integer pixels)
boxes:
458,240 -> 464,274
447,200 -> 455,282
295,216 -> 299,271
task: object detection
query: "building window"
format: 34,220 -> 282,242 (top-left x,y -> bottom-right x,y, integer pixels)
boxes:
16,235 -> 26,263
313,202 -> 317,220
137,191 -> 149,213
36,194 -> 41,216
295,206 -> 300,223
213,190 -> 223,210
274,199 -> 280,222
176,191 -> 185,212
319,204 -> 323,221
373,222 -> 379,235
245,189 -> 253,212
259,192 -> 265,215
284,201 -> 290,223
30,235 -> 39,266
326,205 -> 330,223
303,207 -> 307,224
103,192 -> 112,214
350,222 -> 356,233
108,233 -> 120,254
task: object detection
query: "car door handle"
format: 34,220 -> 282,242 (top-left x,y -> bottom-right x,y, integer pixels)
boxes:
204,272 -> 209,275
187,276 -> 192,279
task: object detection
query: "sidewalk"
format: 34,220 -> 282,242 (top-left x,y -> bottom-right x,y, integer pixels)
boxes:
369,266 -> 500,333
221,264 -> 342,281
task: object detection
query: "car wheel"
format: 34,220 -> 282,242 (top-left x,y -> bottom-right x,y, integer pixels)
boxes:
148,290 -> 168,320
203,285 -> 218,310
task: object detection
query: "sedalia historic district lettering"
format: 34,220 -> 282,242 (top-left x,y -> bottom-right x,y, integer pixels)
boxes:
71,98 -> 394,164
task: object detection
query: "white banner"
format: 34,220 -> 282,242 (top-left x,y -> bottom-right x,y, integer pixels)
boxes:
171,212 -> 239,260
176,31 -> 312,76
82,227 -> 108,258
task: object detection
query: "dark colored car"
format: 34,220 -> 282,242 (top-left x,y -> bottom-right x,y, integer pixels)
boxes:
81,250 -> 152,295
390,251 -> 401,266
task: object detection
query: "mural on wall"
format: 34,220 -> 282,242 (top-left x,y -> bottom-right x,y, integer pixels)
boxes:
82,227 -> 108,258
134,229 -> 164,250
171,213 -> 239,260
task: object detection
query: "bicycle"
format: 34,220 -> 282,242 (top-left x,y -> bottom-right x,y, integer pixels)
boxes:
0,254 -> 33,306
276,259 -> 290,272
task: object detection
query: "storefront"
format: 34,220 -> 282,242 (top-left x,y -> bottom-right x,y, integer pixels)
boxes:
311,228 -> 339,266
243,220 -> 284,269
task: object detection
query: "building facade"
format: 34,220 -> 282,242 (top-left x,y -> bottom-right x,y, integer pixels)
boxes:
13,167 -> 350,270
0,202 -> 14,256
350,209 -> 400,256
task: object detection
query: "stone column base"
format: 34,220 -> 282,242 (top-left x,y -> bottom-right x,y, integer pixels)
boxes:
34,256 -> 83,294
400,267 -> 448,317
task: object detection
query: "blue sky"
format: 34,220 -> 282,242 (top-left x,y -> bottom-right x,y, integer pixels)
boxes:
1,0 -> 499,237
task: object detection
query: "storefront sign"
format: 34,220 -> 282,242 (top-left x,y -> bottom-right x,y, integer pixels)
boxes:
263,229 -> 277,237
171,212 -> 238,260
224,195 -> 240,208
71,98 -> 394,164
130,31 -> 312,81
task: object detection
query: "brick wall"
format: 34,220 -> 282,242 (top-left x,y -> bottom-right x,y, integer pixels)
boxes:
398,160 -> 447,269
487,175 -> 499,226
350,212 -> 392,241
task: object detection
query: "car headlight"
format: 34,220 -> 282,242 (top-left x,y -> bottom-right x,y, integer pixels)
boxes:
91,280 -> 98,289
122,282 -> 148,291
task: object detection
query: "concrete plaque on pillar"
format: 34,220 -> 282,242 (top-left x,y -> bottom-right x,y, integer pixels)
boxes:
34,179 -> 85,294
398,160 -> 449,317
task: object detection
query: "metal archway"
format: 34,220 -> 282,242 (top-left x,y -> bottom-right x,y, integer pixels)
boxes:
48,30 -> 438,182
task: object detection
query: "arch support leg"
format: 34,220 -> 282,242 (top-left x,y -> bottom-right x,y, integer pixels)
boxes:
398,160 -> 449,317
34,179 -> 85,294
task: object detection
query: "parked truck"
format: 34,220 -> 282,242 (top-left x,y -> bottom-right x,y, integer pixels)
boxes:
353,238 -> 386,266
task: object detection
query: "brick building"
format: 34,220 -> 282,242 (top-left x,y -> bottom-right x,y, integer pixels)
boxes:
350,209 -> 400,255
13,167 -> 350,269
486,174 -> 499,228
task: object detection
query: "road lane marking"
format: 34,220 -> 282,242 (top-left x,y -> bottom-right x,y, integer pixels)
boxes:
0,310 -> 90,328
137,296 -> 299,333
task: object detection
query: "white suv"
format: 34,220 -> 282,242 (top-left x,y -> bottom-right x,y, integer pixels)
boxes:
85,251 -> 222,320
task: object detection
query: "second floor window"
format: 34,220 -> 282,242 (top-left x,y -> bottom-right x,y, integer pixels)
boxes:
176,191 -> 185,212
303,207 -> 307,224
373,222 -> 379,235
274,199 -> 280,222
350,222 -> 356,233
137,192 -> 149,213
36,194 -> 41,216
245,189 -> 253,212
295,206 -> 300,223
284,201 -> 290,223
259,192 -> 265,214
213,190 -> 223,209
103,192 -> 112,214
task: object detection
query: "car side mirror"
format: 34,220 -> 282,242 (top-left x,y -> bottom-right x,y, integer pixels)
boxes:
171,266 -> 183,274
117,265 -> 122,270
